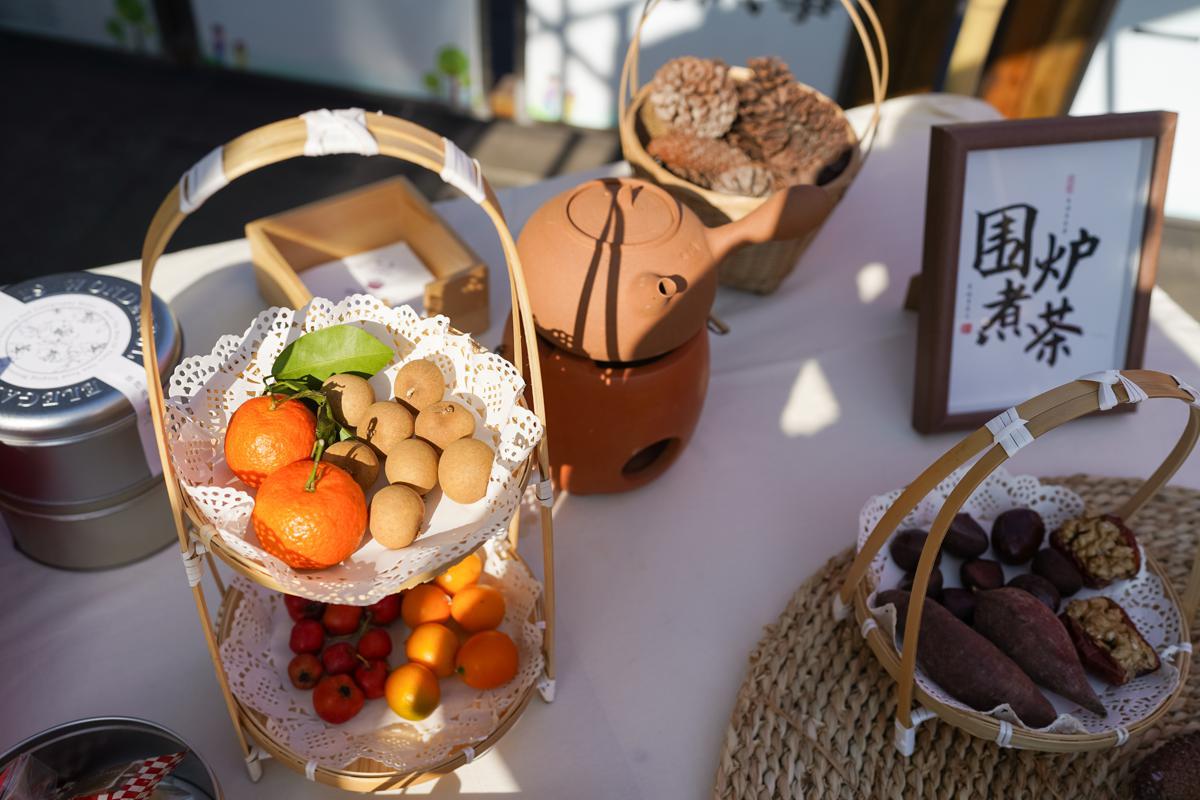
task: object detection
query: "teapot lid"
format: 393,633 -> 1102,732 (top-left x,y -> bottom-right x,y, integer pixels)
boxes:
565,179 -> 680,246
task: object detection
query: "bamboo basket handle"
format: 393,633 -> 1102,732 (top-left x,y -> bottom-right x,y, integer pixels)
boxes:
845,370 -> 1200,729
837,379 -> 1101,606
618,0 -> 889,162
136,114 -> 560,699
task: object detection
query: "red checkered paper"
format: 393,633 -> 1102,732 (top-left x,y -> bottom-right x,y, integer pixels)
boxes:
71,751 -> 186,800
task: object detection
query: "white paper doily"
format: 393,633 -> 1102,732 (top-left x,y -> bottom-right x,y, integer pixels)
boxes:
859,466 -> 1187,735
219,537 -> 545,773
166,296 -> 543,603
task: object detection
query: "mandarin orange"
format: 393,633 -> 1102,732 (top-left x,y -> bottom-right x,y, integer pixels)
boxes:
455,630 -> 518,690
224,395 -> 316,488
251,460 -> 367,569
401,583 -> 452,628
434,552 -> 483,595
405,622 -> 459,678
385,662 -> 440,721
450,584 -> 506,632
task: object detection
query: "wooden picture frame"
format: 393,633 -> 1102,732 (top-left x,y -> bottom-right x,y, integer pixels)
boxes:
913,111 -> 1176,433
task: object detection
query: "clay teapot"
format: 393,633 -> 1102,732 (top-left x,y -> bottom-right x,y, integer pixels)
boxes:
516,177 -> 832,362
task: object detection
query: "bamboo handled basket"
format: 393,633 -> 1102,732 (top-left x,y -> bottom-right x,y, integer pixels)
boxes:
839,370 -> 1200,753
135,111 -> 558,789
619,0 -> 888,295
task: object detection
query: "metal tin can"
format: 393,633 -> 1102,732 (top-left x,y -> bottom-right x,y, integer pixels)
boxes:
0,272 -> 182,569
0,716 -> 222,799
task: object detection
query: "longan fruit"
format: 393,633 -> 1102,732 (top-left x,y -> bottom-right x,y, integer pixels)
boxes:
323,373 -> 375,428
438,438 -> 493,504
393,359 -> 445,413
415,401 -> 475,449
371,484 -> 425,549
384,438 -> 440,495
358,401 -> 414,456
321,439 -> 380,493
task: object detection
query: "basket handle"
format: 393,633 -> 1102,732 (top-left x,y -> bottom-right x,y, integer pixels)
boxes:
840,369 -> 1200,729
618,0 -> 889,163
136,110 -> 559,681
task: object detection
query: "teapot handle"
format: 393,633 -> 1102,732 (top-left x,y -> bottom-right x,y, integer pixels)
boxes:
703,184 -> 835,264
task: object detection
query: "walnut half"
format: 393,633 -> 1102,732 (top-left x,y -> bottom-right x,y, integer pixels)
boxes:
1050,514 -> 1140,588
1061,596 -> 1159,685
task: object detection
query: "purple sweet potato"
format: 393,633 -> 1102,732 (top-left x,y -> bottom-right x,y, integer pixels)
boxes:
1133,731 -> 1200,800
875,589 -> 1057,728
939,587 -> 977,624
975,588 -> 1105,716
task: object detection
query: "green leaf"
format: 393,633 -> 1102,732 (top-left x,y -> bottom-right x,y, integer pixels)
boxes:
437,46 -> 468,78
115,0 -> 147,24
261,377 -> 316,397
338,426 -> 355,442
106,18 -> 126,41
276,388 -> 328,405
423,72 -> 441,92
271,325 -> 392,382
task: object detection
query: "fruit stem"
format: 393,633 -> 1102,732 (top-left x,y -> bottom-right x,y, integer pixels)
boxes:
306,439 -> 326,492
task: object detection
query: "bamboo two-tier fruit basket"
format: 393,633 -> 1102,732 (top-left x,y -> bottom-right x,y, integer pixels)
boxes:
136,111 -> 558,791
840,370 -> 1200,753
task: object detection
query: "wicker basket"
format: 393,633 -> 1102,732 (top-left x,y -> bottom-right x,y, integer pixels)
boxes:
839,370 -> 1200,752
135,110 -> 558,790
618,0 -> 888,295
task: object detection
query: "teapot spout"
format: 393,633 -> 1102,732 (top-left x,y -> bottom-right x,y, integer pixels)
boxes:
703,184 -> 835,265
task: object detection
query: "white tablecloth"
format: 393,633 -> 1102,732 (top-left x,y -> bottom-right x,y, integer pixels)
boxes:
6,94 -> 1200,798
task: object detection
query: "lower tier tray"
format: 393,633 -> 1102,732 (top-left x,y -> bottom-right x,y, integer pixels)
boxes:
215,540 -> 545,792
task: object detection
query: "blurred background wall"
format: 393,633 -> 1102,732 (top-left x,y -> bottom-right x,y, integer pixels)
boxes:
523,0 -> 848,128
1,0 -> 1196,286
1071,3 -> 1200,221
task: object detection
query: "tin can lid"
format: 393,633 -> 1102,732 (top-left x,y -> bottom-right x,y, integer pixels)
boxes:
0,716 -> 221,799
0,272 -> 181,448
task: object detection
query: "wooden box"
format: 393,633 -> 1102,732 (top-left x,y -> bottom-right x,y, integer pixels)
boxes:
246,176 -> 489,333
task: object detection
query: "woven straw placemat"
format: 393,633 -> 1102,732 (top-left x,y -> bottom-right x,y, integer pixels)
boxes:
714,476 -> 1200,800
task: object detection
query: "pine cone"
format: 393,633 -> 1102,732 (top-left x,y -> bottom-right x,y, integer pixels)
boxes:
711,163 -> 774,197
726,54 -> 855,187
732,56 -> 795,140
649,57 -> 738,139
767,86 -> 856,186
728,57 -> 797,160
747,56 -> 794,95
722,129 -> 759,163
732,84 -> 793,158
648,132 -> 759,194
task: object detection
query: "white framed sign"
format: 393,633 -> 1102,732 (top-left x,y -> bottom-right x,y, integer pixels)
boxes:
913,112 -> 1176,433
